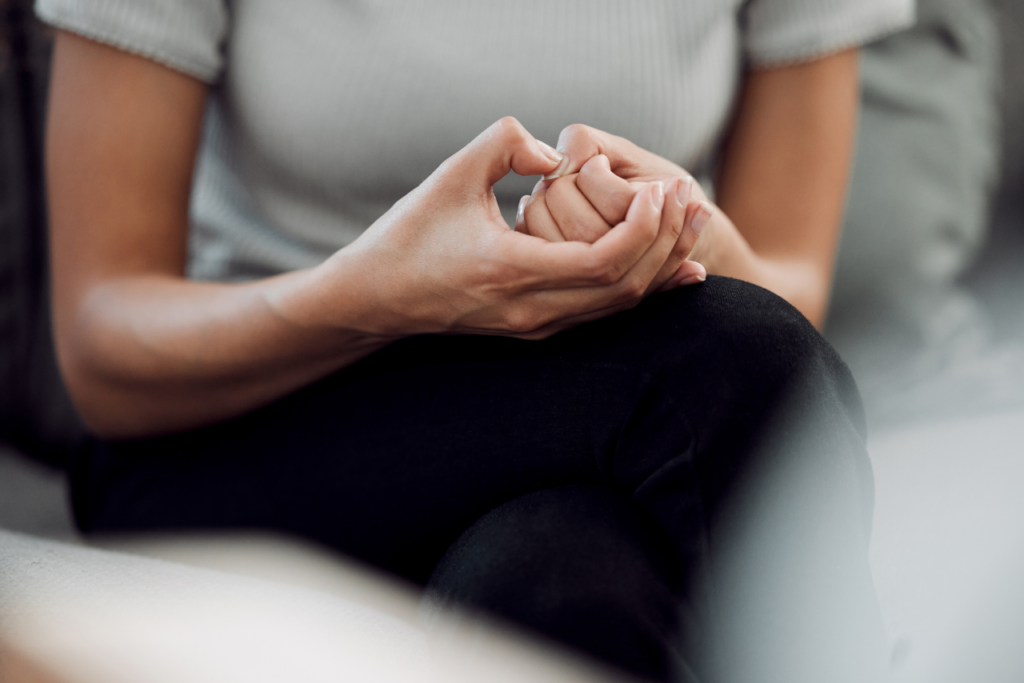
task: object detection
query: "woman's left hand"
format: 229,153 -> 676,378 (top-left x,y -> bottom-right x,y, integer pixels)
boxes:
535,49 -> 860,331
515,131 -> 715,291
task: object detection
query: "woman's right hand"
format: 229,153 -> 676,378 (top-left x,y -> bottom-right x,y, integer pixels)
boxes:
515,153 -> 711,292
291,118 -> 689,341
49,28 -> 686,438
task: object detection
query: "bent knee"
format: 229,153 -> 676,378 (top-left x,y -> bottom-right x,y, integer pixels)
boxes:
696,277 -> 828,367
634,277 -> 833,367
631,277 -> 863,424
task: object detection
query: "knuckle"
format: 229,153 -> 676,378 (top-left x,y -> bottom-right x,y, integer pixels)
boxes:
557,123 -> 596,152
501,306 -> 539,335
577,158 -> 603,188
495,116 -> 528,144
642,217 -> 661,242
585,255 -> 618,285
548,174 -> 577,195
672,236 -> 695,261
670,212 -> 687,239
474,253 -> 521,290
522,194 -> 545,226
519,326 -> 556,341
618,274 -> 648,301
561,123 -> 593,141
544,175 -> 579,207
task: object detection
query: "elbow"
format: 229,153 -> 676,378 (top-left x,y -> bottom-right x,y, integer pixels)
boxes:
788,282 -> 830,332
801,291 -> 830,331
751,257 -> 832,331
55,337 -> 127,440
53,314 -> 153,441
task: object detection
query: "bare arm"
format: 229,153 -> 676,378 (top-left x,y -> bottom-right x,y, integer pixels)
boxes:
547,50 -> 860,328
706,49 -> 860,327
47,32 -> 392,439
49,32 -> 687,440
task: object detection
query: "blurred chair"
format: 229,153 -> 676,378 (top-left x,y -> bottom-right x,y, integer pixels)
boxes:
3,0 -> 1024,680
826,0 -> 1024,430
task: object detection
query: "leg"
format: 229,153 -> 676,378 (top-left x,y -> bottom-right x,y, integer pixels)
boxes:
70,277 -> 884,682
425,484 -> 699,683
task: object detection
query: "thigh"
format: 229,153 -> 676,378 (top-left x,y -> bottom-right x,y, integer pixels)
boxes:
73,328 -> 657,583
425,484 -> 699,683
70,277 -> 870,588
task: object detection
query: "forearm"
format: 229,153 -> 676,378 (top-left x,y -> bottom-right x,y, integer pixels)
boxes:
49,30 -> 676,440
699,51 -> 859,329
60,264 -> 393,440
696,215 -> 830,328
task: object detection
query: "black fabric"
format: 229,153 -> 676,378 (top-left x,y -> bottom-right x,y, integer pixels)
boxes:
71,277 -> 886,683
0,2 -> 84,466
426,484 -> 700,682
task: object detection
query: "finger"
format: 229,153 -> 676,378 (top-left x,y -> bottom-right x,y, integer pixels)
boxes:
658,260 -> 708,292
511,298 -> 640,340
506,181 -> 675,330
552,123 -> 687,180
657,199 -> 713,291
545,174 -> 614,243
575,154 -> 636,225
522,184 -> 566,242
581,180 -> 667,284
648,177 -> 698,293
549,124 -> 641,179
691,200 -> 715,236
608,179 -> 692,303
497,181 -> 665,290
450,116 -> 567,190
513,195 -> 530,234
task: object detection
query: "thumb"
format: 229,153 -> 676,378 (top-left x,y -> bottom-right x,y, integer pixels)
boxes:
554,123 -> 690,183
451,117 -> 568,190
659,260 -> 708,292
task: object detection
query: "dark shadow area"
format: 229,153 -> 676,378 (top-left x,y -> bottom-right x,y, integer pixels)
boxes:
0,0 -> 84,469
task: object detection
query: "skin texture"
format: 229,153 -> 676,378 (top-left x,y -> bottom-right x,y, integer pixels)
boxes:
47,31 -> 858,439
48,33 -> 685,438
526,50 -> 860,328
516,156 -> 708,291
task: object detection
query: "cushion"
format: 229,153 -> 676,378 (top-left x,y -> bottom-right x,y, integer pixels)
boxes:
826,0 -> 1005,427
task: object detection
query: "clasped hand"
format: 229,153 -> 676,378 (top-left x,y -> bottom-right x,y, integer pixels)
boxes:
335,117 -> 714,340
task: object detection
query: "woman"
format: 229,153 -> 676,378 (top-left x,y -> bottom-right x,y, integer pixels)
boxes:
41,1 -> 912,681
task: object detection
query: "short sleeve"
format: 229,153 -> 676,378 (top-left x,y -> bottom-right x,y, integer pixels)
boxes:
742,0 -> 916,67
35,0 -> 228,82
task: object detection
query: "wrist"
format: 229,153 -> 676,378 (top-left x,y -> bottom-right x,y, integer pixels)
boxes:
264,253 -> 400,349
701,225 -> 829,326
690,205 -> 751,278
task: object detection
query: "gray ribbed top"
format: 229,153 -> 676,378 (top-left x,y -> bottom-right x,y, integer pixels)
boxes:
37,0 -> 914,282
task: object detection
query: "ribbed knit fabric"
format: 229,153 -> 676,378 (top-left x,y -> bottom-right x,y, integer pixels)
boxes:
37,0 -> 913,282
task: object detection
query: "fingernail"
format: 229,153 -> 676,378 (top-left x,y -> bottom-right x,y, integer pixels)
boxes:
678,273 -> 706,287
692,201 -> 713,235
536,140 -> 563,163
543,153 -> 571,180
676,177 -> 693,207
516,195 -> 529,229
650,182 -> 665,211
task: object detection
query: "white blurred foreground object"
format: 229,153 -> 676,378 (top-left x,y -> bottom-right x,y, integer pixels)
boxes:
869,406 -> 1024,683
0,532 -> 632,683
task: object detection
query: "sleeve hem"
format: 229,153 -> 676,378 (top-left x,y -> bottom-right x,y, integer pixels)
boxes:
37,5 -> 219,83
747,10 -> 915,69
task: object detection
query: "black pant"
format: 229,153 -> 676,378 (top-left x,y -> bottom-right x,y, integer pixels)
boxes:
70,277 -> 887,683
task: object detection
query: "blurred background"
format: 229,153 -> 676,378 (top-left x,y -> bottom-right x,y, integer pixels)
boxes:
1,0 -> 1023,680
